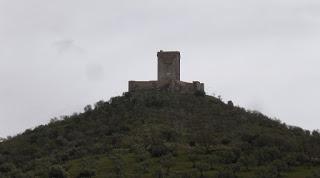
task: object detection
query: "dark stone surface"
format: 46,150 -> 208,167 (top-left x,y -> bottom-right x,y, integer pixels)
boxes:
157,51 -> 180,81
128,51 -> 205,94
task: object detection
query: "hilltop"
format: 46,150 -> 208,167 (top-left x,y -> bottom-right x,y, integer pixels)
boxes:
1,91 -> 320,178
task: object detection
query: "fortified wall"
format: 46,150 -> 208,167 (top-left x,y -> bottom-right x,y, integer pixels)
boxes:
128,51 -> 204,94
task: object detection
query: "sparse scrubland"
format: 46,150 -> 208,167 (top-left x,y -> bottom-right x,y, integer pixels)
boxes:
1,91 -> 320,178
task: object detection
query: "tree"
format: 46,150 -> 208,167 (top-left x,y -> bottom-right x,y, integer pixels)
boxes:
206,155 -> 217,170
307,169 -> 320,178
76,169 -> 96,178
111,158 -> 124,178
149,144 -> 170,157
48,165 -> 68,178
84,105 -> 93,112
188,154 -> 200,168
194,129 -> 217,154
195,162 -> 210,178
239,155 -> 257,170
254,166 -> 280,178
160,154 -> 175,175
216,167 -> 237,178
153,168 -> 165,178
0,163 -> 16,173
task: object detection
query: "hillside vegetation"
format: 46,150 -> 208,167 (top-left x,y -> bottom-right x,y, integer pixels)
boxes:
1,91 -> 320,178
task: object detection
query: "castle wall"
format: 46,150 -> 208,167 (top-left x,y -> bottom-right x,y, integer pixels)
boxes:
128,81 -> 158,92
128,51 -> 205,94
176,81 -> 205,94
129,80 -> 204,94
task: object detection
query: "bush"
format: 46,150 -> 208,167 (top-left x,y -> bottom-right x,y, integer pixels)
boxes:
239,154 -> 258,170
254,166 -> 279,178
194,90 -> 205,97
76,169 -> 96,178
271,159 -> 289,173
216,167 -> 237,178
48,165 -> 68,178
254,147 -> 281,165
160,154 -> 175,175
307,169 -> 320,178
0,163 -> 16,173
195,162 -> 210,178
217,150 -> 238,164
148,144 -> 170,157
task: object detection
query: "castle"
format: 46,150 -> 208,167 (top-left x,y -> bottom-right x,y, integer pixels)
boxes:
128,51 -> 205,94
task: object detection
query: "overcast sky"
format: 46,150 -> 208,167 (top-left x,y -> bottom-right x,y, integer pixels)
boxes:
0,0 -> 320,137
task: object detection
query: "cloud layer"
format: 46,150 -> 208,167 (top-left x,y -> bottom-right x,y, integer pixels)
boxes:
1,0 -> 320,137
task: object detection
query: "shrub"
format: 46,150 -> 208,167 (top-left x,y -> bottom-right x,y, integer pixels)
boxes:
217,150 -> 238,164
254,166 -> 279,178
195,162 -> 210,178
48,165 -> 68,178
307,169 -> 320,178
148,144 -> 170,157
194,90 -> 205,97
76,169 -> 96,178
0,163 -> 16,173
216,167 -> 237,178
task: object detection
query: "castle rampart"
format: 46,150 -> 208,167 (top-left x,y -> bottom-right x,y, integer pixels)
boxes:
128,51 -> 204,94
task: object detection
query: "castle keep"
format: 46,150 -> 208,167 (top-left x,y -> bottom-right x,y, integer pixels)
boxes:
157,51 -> 180,81
129,51 -> 204,94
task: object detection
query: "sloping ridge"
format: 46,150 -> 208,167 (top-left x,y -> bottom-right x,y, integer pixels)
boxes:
0,91 -> 320,178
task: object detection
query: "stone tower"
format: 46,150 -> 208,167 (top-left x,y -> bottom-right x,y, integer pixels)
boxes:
157,51 -> 180,81
128,51 -> 205,94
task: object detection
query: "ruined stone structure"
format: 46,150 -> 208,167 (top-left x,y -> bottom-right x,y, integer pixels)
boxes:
158,51 -> 180,81
128,51 -> 205,94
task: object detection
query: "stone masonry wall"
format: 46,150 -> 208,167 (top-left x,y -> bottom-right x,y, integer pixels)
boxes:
128,51 -> 205,94
128,80 -> 204,94
157,51 -> 180,81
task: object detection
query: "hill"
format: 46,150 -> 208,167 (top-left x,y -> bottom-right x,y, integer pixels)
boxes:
1,91 -> 320,178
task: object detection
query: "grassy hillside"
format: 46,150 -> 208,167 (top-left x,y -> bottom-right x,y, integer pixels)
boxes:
1,91 -> 320,178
